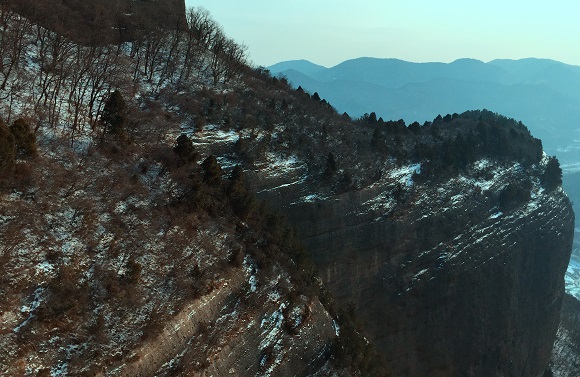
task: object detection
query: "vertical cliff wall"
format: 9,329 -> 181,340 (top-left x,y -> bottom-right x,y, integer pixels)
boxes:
181,99 -> 573,376
255,156 -> 574,376
549,293 -> 580,376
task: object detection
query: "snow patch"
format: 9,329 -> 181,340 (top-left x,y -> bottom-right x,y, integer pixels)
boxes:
14,287 -> 45,333
388,163 -> 421,187
50,362 -> 68,377
332,320 -> 340,337
291,193 -> 326,204
565,257 -> 580,300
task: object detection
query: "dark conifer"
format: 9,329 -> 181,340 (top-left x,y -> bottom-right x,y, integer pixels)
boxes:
408,121 -> 421,134
541,156 -> 562,191
10,118 -> 37,158
173,134 -> 198,165
202,155 -> 222,186
0,119 -> 15,172
227,165 -> 254,217
101,90 -> 127,138
371,126 -> 385,152
323,152 -> 337,181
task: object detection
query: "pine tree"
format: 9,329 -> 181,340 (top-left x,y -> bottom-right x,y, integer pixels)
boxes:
227,165 -> 254,217
0,119 -> 16,172
101,90 -> 127,138
371,126 -> 385,152
541,156 -> 562,191
202,155 -> 222,186
10,118 -> 37,159
173,134 -> 198,165
323,152 -> 337,181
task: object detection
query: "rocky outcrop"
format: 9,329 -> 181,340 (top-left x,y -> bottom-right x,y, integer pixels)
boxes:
181,107 -> 574,377
102,271 -> 337,377
548,293 -> 580,376
8,0 -> 187,44
253,155 -> 574,376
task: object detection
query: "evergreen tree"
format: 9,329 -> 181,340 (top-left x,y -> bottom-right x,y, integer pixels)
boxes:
101,90 -> 127,138
541,156 -> 562,191
10,118 -> 37,159
323,152 -> 337,181
227,165 -> 254,217
0,119 -> 15,172
408,121 -> 421,134
173,134 -> 198,165
202,155 -> 222,186
371,126 -> 386,152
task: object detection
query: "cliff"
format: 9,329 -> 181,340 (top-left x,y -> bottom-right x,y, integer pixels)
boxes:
272,161 -> 573,376
549,293 -> 580,376
245,128 -> 574,375
192,100 -> 574,376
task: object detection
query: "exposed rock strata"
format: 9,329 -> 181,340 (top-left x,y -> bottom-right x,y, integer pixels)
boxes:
253,158 -> 574,376
548,293 -> 580,377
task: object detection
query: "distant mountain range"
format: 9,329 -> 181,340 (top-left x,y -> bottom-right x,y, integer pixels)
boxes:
268,57 -> 580,170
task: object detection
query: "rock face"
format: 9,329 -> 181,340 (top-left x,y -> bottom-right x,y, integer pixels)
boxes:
187,102 -> 573,377
548,293 -> 580,376
8,0 -> 187,43
255,157 -> 574,376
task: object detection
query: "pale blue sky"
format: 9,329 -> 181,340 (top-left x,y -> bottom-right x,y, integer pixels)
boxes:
185,0 -> 580,67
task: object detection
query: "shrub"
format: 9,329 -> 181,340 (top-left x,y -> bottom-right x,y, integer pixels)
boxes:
498,180 -> 531,211
0,119 -> 16,172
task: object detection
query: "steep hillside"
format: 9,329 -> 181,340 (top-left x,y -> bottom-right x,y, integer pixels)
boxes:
0,5 -> 574,377
0,136 -> 348,376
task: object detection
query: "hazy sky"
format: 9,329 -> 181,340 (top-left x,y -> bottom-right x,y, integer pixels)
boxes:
185,0 -> 580,68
